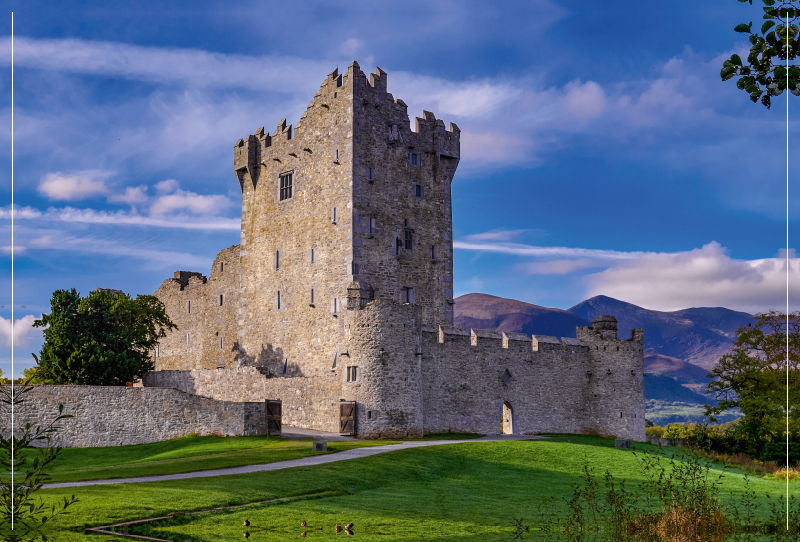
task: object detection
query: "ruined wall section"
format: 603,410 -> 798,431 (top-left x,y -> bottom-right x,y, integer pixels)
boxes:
153,246 -> 241,370
233,65 -> 359,391
350,64 -> 460,327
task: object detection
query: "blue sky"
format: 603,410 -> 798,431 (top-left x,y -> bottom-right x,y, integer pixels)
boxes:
0,0 -> 798,377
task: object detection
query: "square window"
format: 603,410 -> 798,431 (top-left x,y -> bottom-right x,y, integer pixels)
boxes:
401,287 -> 414,304
410,152 -> 419,166
404,229 -> 413,250
346,366 -> 360,382
279,172 -> 293,201
414,184 -> 423,198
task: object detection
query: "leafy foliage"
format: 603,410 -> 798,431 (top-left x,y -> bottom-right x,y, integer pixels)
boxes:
0,384 -> 78,541
721,1 -> 800,108
32,288 -> 176,386
705,310 -> 800,464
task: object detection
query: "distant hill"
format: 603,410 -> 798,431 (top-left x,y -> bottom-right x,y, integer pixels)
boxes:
452,292 -> 751,422
644,374 -> 711,404
644,353 -> 711,383
453,293 -> 590,339
568,295 -> 754,370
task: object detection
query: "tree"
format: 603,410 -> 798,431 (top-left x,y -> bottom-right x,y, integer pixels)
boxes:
31,288 -> 176,386
0,383 -> 78,541
704,310 -> 800,463
720,0 -> 800,109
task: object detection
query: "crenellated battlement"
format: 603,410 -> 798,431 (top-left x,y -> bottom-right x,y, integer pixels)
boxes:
424,324 -> 642,356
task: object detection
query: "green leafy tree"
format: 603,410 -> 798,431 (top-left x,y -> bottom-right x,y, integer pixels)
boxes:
31,288 -> 176,386
705,310 -> 800,463
721,0 -> 800,108
0,383 -> 78,541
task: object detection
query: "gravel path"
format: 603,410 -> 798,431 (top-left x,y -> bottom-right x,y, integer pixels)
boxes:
44,434 -> 544,489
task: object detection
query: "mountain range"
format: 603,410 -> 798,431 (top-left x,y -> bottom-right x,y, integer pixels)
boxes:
453,293 -> 756,422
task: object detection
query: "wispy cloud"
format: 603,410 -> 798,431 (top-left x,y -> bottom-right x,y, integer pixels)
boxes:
28,234 -> 211,269
519,259 -> 605,275
0,205 -> 239,231
0,37 -> 329,93
454,239 -> 645,260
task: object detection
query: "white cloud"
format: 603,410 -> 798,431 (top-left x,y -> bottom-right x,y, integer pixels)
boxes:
155,179 -> 180,194
586,242 -> 800,313
108,185 -> 149,204
38,170 -> 111,201
0,315 -> 40,349
563,80 -> 607,124
0,204 -> 239,231
0,246 -> 26,255
150,189 -> 232,216
339,38 -> 364,57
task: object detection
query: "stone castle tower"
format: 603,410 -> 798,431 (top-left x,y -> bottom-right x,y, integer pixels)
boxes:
147,63 -> 646,440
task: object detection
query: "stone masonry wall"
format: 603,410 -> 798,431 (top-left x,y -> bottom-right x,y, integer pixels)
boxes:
233,64 -> 356,398
154,246 -> 241,370
0,386 -> 265,448
350,64 -> 459,326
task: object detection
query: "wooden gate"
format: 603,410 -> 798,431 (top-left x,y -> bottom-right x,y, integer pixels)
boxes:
265,399 -> 282,435
339,401 -> 356,435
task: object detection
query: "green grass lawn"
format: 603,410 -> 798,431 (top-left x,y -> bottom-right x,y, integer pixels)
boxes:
34,433 -> 399,483
26,435 -> 798,541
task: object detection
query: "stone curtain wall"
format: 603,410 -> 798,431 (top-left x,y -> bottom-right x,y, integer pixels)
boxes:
0,386 -> 265,448
420,321 -> 646,441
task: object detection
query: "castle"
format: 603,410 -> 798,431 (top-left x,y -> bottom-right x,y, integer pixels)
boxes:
144,62 -> 646,440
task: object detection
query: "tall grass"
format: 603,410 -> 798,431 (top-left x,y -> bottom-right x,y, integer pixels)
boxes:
533,447 -> 799,541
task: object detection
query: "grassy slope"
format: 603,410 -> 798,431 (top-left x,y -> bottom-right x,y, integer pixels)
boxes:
37,434 -> 399,483
35,436 -> 797,541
